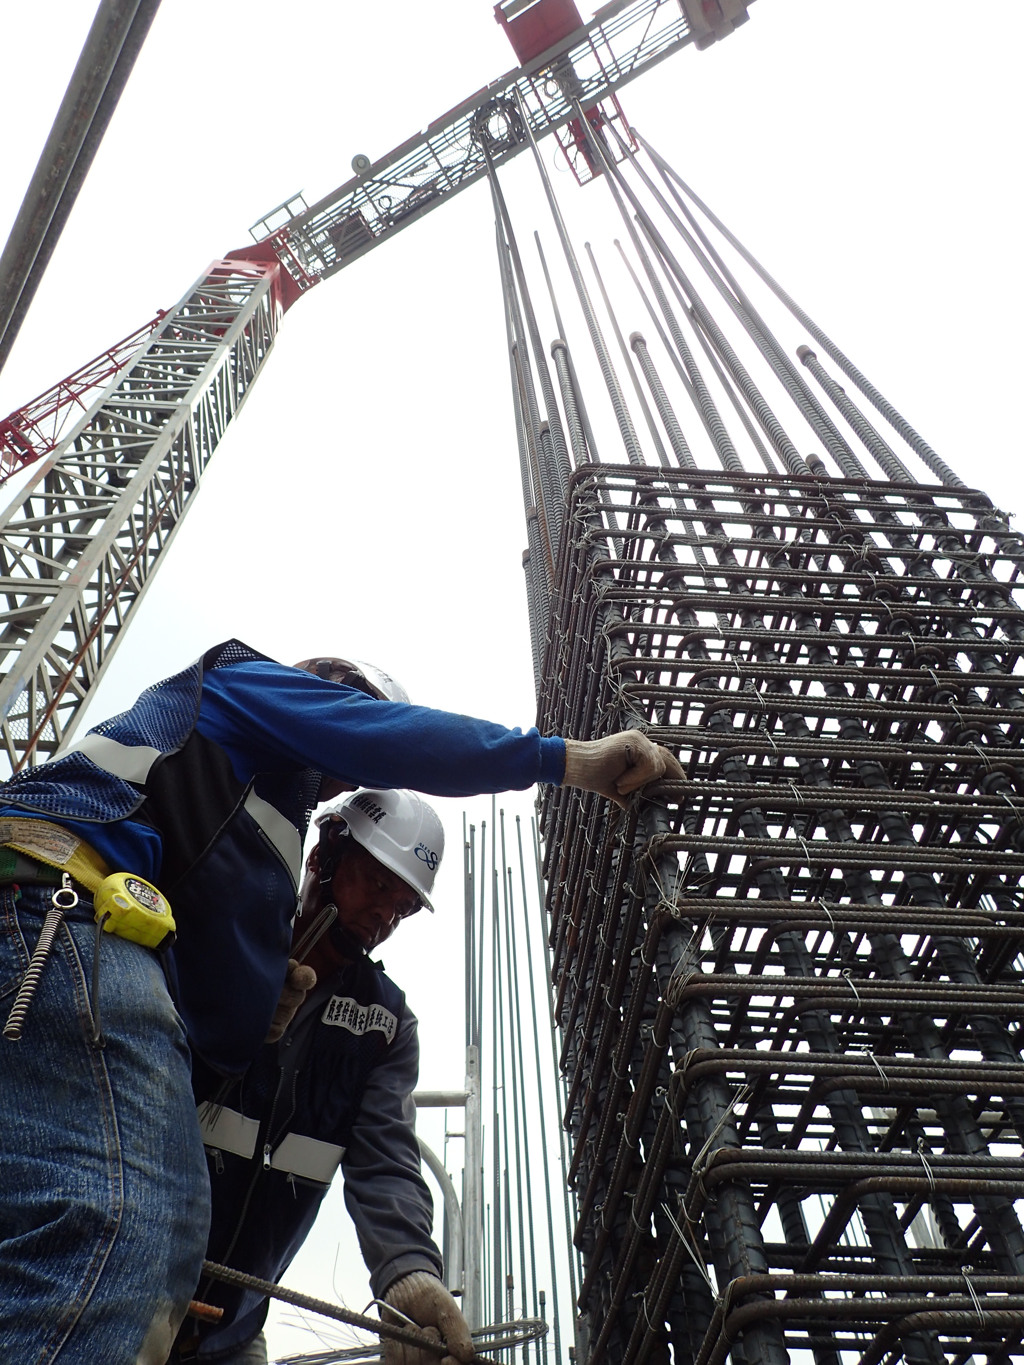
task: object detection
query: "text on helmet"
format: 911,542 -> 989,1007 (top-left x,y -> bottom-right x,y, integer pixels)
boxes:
350,794 -> 387,825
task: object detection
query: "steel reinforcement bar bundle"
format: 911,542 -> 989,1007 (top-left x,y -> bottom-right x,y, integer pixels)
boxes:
484,109 -> 1024,1365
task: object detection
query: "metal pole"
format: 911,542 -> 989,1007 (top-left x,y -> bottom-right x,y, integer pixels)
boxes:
463,1045 -> 484,1329
516,814 -> 565,1365
0,0 -> 162,373
415,1135 -> 465,1295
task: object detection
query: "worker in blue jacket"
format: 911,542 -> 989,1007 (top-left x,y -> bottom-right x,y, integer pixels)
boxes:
176,788 -> 470,1365
0,639 -> 681,1365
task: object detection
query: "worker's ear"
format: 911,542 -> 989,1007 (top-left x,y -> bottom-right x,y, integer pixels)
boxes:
306,843 -> 321,877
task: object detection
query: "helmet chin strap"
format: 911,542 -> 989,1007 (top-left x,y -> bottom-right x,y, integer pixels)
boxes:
314,823 -> 368,960
318,817 -> 340,891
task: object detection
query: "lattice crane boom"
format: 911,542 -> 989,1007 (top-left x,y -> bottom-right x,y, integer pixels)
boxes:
0,259 -> 282,770
251,0 -> 710,287
0,0 -> 754,772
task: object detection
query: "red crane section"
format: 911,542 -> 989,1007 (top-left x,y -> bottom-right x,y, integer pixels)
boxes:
494,0 -> 586,64
495,0 -> 635,185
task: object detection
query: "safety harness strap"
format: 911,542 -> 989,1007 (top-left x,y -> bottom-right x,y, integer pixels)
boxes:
0,817 -> 110,892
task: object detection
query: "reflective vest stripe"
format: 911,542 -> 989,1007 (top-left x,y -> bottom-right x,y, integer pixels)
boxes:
269,1133 -> 345,1184
198,1104 -> 259,1160
244,788 -> 302,880
197,1105 -> 345,1183
69,732 -> 301,882
69,733 -> 163,784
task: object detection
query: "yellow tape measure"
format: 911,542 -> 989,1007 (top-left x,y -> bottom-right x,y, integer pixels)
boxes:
94,873 -> 175,951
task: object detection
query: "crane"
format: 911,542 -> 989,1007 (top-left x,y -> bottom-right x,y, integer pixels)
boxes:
0,0 -> 751,774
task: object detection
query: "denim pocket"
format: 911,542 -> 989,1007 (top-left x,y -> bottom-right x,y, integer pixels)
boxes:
0,890 -> 209,1363
0,886 -> 30,1001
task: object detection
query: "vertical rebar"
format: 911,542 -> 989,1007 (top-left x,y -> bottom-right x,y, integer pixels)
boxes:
485,153 -> 573,512
584,242 -> 671,468
797,345 -> 913,481
635,131 -> 965,487
513,91 -> 645,465
610,120 -> 868,477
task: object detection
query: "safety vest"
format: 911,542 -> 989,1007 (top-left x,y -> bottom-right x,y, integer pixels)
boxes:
0,640 -> 316,1074
193,960 -> 406,1358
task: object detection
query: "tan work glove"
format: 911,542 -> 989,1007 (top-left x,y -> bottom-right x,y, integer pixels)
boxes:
265,959 -> 317,1043
382,1271 -> 474,1365
562,730 -> 683,807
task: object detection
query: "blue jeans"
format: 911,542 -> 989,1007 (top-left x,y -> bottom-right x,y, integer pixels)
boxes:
167,1327 -> 269,1363
215,1331 -> 269,1364
0,882 -> 210,1363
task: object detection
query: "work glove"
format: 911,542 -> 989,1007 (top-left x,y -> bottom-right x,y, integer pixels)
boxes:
382,1271 -> 474,1365
562,730 -> 684,807
265,958 -> 317,1042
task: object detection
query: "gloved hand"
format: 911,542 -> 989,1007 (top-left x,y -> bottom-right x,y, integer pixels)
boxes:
562,730 -> 683,807
382,1272 -> 474,1365
265,958 -> 317,1042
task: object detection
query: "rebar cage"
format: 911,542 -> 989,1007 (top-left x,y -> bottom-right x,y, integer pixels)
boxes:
538,465 -> 1024,1365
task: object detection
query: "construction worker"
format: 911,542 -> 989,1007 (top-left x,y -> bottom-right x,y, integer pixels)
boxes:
175,789 -> 470,1365
0,639 -> 681,1365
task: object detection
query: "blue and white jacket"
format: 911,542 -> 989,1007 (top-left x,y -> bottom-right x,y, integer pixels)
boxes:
0,640 -> 564,1074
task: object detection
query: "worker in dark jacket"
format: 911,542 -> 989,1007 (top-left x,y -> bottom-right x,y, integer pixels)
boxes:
0,639 -> 681,1365
176,788 -> 469,1365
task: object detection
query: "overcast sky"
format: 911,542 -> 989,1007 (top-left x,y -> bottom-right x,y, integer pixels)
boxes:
1,0 -> 1022,1355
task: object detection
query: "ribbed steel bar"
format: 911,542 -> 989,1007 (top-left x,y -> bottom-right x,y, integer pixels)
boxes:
513,93 -> 644,465
577,124 -> 740,471
584,244 -> 671,468
494,198 -> 559,584
796,345 -> 913,481
579,114 -> 833,480
609,122 -> 872,481
485,154 -> 572,522
513,815 -> 564,1365
466,803 -> 580,1365
535,232 -> 601,468
633,131 -> 966,489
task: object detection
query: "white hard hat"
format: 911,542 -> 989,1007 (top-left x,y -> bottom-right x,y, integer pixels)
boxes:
295,656 -> 410,705
351,660 -> 410,706
317,789 -> 443,912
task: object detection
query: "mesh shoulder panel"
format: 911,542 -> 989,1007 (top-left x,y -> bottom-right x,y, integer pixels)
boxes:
0,752 -> 144,821
92,662 -> 202,753
205,639 -> 275,672
1,641 -> 278,824
90,641 -> 270,754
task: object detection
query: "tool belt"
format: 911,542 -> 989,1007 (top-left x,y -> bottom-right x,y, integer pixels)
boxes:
0,816 -> 110,893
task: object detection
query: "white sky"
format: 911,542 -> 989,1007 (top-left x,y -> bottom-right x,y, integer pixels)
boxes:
1,0 -> 1022,1357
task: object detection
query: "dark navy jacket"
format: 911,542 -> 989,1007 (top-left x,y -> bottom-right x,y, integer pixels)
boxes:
192,956 -> 438,1361
0,640 -> 564,1075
